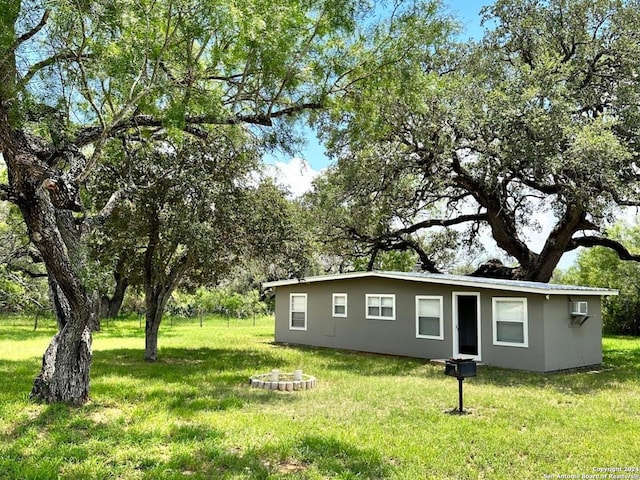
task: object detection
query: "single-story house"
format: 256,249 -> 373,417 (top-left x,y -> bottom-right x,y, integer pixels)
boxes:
263,271 -> 618,372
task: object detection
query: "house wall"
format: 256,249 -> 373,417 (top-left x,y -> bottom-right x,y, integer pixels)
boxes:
274,277 -> 453,360
480,294 -> 546,372
543,296 -> 603,371
273,277 -> 603,372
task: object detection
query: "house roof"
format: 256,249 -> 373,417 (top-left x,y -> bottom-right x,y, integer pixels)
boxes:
262,271 -> 618,296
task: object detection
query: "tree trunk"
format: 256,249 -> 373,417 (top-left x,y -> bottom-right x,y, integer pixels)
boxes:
48,276 -> 71,331
101,271 -> 129,319
20,189 -> 95,404
108,272 -> 128,317
144,310 -> 161,362
30,324 -> 92,405
1,138 -> 95,404
1,8 -> 96,404
142,207 -> 186,361
144,288 -> 170,361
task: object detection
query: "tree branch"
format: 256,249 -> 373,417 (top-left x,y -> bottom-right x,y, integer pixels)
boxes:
396,213 -> 488,236
7,264 -> 48,279
566,236 -> 640,261
400,237 -> 441,273
19,52 -> 94,90
91,187 -> 132,226
517,176 -> 560,195
450,150 -> 536,267
71,102 -> 324,148
11,9 -> 50,51
167,254 -> 193,291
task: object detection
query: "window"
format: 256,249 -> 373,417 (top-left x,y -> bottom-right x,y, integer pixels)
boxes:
332,293 -> 348,318
416,296 -> 444,340
366,294 -> 395,320
492,297 -> 528,347
289,293 -> 307,330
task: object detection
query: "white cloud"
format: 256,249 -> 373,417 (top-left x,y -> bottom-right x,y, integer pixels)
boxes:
263,157 -> 322,198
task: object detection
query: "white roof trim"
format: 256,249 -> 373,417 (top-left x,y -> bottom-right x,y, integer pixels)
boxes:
262,271 -> 618,296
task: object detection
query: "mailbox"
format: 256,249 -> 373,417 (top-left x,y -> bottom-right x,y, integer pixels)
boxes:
445,358 -> 477,379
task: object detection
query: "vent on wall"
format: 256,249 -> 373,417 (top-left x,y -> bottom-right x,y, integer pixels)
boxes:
569,300 -> 589,327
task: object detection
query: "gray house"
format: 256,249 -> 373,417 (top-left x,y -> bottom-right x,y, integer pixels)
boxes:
263,271 -> 618,372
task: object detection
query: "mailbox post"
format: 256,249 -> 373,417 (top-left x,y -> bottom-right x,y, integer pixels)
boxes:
444,358 -> 477,413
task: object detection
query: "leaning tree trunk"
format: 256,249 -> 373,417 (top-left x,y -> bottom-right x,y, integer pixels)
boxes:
21,188 -> 95,404
31,314 -> 93,405
2,138 -> 95,404
1,11 -> 95,404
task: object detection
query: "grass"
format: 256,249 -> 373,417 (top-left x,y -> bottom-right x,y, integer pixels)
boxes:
1,314 -> 639,479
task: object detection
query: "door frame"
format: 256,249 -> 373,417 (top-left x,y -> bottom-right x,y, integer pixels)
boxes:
452,292 -> 482,361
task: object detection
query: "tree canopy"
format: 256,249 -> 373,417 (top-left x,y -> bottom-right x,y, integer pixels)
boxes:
0,0 -> 409,403
311,0 -> 640,282
560,221 -> 640,335
4,0 -> 640,404
90,133 -> 310,360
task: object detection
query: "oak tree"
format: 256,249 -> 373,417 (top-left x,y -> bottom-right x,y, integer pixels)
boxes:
0,0 -> 389,403
91,134 -> 308,361
312,0 -> 640,281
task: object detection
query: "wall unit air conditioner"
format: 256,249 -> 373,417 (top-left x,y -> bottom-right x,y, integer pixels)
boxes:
570,301 -> 588,316
569,301 -> 589,327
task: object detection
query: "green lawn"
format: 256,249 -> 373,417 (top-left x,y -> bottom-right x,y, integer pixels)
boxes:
1,315 -> 639,479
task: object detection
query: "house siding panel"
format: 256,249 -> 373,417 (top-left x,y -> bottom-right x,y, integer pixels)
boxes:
480,292 -> 545,372
543,296 -> 603,371
275,278 -> 453,360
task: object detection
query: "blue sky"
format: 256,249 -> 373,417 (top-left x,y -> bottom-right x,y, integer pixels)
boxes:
294,0 -> 494,171
446,0 -> 494,37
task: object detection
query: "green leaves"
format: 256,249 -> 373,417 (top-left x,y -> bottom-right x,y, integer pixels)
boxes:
310,0 -> 640,280
2,0 -> 387,160
561,221 -> 640,334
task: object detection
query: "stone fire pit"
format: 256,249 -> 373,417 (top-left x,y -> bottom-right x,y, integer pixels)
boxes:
249,369 -> 317,391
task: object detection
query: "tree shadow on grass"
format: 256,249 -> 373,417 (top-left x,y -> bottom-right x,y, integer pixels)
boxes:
273,342 -> 430,377
602,339 -> 640,372
91,347 -> 310,413
0,402 -> 228,480
0,357 -> 40,400
0,324 -> 58,342
155,434 -> 396,479
2,393 -> 393,479
92,347 -> 286,381
286,435 -> 396,479
470,343 -> 640,395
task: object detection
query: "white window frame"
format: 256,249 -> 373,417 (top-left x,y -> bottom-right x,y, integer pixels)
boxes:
492,297 -> 529,348
366,294 -> 396,321
289,293 -> 307,331
332,293 -> 348,318
415,295 -> 444,340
